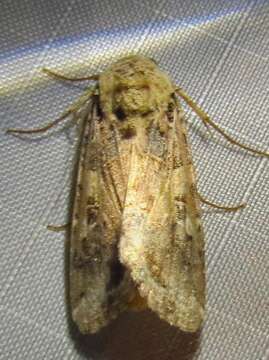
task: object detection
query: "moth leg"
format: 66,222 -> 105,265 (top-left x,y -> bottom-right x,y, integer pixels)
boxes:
6,88 -> 95,135
198,193 -> 246,212
6,110 -> 73,135
176,87 -> 269,157
43,68 -> 99,82
47,223 -> 70,232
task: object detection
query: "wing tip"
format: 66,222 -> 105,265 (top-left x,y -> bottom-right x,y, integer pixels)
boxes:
71,296 -> 110,334
156,301 -> 204,333
138,283 -> 205,333
169,305 -> 205,333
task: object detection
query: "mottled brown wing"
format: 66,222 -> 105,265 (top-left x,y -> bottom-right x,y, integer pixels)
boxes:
119,103 -> 205,332
70,96 -> 138,334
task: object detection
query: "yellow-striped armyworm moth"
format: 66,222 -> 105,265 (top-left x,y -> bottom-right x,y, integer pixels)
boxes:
7,55 -> 268,334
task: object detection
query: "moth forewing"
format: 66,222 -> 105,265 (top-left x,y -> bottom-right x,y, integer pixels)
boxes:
70,97 -> 139,334
119,101 -> 205,332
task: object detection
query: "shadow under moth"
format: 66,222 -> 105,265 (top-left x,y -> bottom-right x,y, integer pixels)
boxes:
7,55 -> 268,334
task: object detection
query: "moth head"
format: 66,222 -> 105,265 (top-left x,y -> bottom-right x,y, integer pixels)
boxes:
113,85 -> 155,120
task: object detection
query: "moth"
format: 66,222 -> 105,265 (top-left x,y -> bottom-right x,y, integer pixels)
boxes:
7,55 -> 268,334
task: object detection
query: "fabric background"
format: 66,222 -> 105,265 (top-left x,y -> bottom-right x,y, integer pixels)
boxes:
1,1 -> 268,359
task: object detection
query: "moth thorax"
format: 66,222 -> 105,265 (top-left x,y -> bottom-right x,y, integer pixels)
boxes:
113,86 -> 154,120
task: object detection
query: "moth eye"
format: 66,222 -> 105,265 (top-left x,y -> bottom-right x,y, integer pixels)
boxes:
114,106 -> 126,121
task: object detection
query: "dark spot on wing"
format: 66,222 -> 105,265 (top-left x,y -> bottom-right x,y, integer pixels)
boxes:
107,260 -> 125,291
79,292 -> 85,299
173,157 -> 183,168
87,205 -> 98,224
182,132 -> 188,145
186,234 -> 193,242
96,99 -> 103,119
114,106 -> 126,121
121,126 -> 137,139
87,196 -> 96,205
167,101 -> 175,122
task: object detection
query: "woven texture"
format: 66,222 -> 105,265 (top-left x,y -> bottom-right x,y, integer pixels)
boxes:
1,1 -> 268,359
